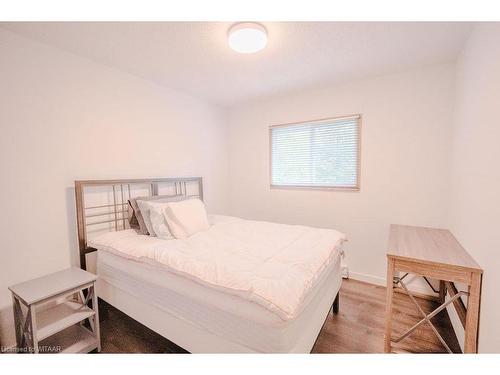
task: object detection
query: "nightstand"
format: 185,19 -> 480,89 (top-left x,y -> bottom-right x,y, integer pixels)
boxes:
8,267 -> 101,353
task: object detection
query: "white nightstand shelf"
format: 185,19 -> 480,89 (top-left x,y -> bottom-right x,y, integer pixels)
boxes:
39,325 -> 97,354
37,301 -> 96,341
9,267 -> 101,354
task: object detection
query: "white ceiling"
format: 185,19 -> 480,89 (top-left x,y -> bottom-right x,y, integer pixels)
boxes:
1,22 -> 474,107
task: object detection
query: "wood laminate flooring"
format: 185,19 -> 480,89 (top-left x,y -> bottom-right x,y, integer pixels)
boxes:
97,279 -> 461,354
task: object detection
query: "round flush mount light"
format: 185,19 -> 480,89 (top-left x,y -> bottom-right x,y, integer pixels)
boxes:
228,22 -> 267,53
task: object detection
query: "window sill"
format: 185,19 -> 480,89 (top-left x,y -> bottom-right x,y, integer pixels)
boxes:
270,185 -> 360,192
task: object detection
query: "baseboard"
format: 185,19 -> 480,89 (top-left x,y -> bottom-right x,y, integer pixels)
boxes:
348,271 -> 386,287
348,271 -> 440,297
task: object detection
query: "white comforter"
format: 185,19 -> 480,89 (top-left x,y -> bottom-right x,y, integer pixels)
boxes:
89,215 -> 346,321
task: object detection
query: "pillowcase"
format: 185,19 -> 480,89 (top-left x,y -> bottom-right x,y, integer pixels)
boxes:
129,195 -> 187,235
128,198 -> 147,234
163,198 -> 210,239
136,195 -> 187,237
149,203 -> 175,239
127,201 -> 140,230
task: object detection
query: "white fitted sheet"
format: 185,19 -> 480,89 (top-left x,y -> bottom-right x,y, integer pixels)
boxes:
97,248 -> 342,353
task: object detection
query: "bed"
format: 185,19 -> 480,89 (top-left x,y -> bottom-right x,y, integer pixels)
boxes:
75,177 -> 345,353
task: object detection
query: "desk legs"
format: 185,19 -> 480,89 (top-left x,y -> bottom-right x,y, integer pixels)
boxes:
439,280 -> 446,303
384,257 -> 395,353
464,273 -> 482,353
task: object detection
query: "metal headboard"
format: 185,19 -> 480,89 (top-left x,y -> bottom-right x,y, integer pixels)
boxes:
75,177 -> 203,269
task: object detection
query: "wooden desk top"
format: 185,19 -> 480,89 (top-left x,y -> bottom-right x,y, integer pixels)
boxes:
8,267 -> 97,305
388,224 -> 482,273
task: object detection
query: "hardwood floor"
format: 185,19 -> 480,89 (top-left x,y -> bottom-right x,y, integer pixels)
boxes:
311,279 -> 461,353
98,300 -> 187,353
97,279 -> 461,354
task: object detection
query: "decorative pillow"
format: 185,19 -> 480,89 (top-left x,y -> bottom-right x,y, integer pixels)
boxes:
149,204 -> 175,240
129,195 -> 187,235
163,198 -> 210,239
127,201 -> 140,230
128,198 -> 148,234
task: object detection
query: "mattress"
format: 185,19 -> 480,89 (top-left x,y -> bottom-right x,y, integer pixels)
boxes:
97,248 -> 342,353
89,215 -> 346,321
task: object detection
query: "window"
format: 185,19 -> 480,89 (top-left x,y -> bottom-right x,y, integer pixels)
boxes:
270,115 -> 360,190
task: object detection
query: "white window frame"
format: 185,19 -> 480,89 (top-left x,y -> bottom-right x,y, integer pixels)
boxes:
269,114 -> 361,191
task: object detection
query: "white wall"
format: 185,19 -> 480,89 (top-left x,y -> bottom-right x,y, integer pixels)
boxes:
0,29 -> 229,347
2,23 -> 497,353
227,63 -> 456,288
448,24 -> 500,353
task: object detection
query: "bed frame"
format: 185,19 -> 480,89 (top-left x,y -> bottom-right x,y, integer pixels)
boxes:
74,177 -> 341,353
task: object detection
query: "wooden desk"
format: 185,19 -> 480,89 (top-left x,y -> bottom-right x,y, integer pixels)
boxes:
385,224 -> 483,353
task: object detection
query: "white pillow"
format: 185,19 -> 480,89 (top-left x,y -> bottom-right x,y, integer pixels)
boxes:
136,197 -> 186,237
163,198 -> 210,239
149,204 -> 174,240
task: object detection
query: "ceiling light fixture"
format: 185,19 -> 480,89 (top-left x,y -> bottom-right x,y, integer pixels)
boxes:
228,22 -> 267,54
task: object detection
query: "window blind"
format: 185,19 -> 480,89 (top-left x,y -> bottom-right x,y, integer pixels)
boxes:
270,115 -> 360,189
